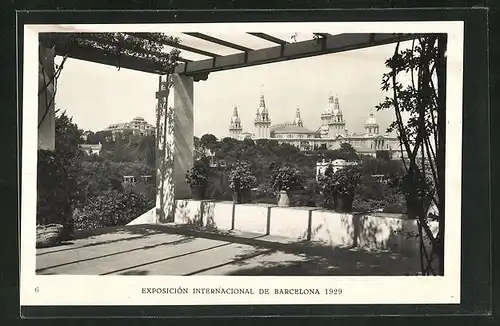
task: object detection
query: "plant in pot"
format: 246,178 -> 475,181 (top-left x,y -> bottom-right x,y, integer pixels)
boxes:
185,161 -> 210,200
270,165 -> 303,207
228,160 -> 257,204
400,172 -> 435,220
318,165 -> 361,213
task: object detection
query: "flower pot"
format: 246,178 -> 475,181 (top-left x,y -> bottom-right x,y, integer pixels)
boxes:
405,195 -> 431,220
190,185 -> 207,200
233,188 -> 252,204
334,195 -> 354,213
277,190 -> 291,207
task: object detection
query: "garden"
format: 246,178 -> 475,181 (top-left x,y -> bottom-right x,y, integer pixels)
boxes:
185,135 -> 430,217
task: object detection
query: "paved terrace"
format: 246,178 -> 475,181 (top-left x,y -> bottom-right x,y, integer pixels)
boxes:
36,224 -> 421,276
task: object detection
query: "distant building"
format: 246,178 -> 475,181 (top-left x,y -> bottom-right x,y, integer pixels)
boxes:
101,116 -> 155,140
316,158 -> 359,180
229,94 -> 402,158
80,143 -> 102,156
123,175 -> 153,184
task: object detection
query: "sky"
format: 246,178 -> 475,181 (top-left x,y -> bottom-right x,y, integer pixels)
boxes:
54,34 -> 413,139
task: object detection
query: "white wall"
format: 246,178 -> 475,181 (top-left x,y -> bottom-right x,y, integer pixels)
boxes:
133,199 -> 440,256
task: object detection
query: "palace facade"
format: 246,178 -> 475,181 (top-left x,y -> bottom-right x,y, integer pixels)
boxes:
101,116 -> 155,140
229,94 -> 402,158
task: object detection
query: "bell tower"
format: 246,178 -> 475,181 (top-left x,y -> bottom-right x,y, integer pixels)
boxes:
229,106 -> 243,139
254,93 -> 271,138
327,96 -> 347,137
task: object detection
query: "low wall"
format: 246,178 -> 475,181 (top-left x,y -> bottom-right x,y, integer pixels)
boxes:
127,207 -> 156,226
151,199 -> 439,255
234,203 -> 272,234
310,210 -> 355,248
270,206 -> 318,240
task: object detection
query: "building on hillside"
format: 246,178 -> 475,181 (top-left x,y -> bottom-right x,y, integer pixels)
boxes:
315,159 -> 359,180
101,116 -> 155,140
80,143 -> 102,156
229,94 -> 402,159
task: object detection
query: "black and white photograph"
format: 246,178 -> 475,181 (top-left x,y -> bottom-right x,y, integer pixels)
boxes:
21,21 -> 463,306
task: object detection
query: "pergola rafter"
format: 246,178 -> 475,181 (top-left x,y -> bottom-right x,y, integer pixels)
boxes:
48,32 -> 420,77
129,32 -> 221,58
183,32 -> 254,52
247,32 -> 289,45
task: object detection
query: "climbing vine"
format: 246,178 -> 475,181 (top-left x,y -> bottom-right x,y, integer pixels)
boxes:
38,32 -> 181,129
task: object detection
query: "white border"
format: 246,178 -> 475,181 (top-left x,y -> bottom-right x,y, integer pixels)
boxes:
20,22 -> 463,306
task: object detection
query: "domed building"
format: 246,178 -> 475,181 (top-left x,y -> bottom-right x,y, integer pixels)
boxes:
229,93 -> 401,158
102,116 -> 155,140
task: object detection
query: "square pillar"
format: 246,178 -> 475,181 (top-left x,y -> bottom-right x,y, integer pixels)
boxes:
173,74 -> 194,200
155,73 -> 194,223
38,45 -> 56,150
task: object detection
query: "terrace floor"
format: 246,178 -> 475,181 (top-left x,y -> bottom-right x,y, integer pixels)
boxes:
36,224 -> 421,276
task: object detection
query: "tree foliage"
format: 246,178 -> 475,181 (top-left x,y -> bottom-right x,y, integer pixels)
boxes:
376,35 -> 446,275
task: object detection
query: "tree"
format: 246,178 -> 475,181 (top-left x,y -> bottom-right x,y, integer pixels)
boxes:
377,34 -> 446,275
242,137 -> 255,148
37,111 -> 84,236
339,142 -> 359,161
200,133 -> 218,150
54,110 -> 84,156
376,150 -> 392,161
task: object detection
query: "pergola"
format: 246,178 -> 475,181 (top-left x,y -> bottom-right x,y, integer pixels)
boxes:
38,31 -> 421,223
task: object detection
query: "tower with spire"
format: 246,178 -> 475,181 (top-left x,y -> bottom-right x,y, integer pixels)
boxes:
327,96 -> 347,137
320,95 -> 335,137
293,106 -> 304,127
229,106 -> 243,139
254,93 -> 271,138
364,109 -> 379,135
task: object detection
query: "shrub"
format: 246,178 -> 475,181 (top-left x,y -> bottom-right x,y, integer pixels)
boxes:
270,165 -> 303,192
252,183 -> 277,204
37,149 -> 77,237
185,160 -> 210,186
383,202 -> 407,214
318,165 -> 361,210
227,160 -> 257,191
291,178 -> 320,207
73,188 -> 154,230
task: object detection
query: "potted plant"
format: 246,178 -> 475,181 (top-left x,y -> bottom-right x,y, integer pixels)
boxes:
270,165 -> 303,207
185,161 -> 210,200
400,172 -> 434,220
318,165 -> 361,213
228,160 -> 257,204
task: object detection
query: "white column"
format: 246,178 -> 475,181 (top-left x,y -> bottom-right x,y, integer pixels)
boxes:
38,46 -> 56,150
172,73 -> 194,199
155,75 -> 175,223
155,73 -> 194,222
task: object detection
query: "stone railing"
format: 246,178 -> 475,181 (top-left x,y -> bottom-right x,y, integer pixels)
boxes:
166,199 -> 438,256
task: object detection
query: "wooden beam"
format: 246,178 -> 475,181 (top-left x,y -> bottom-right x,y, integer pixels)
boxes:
176,33 -> 419,75
183,32 -> 253,52
131,32 -> 220,58
314,33 -> 331,38
54,44 -> 169,74
247,32 -> 289,45
77,33 -> 193,64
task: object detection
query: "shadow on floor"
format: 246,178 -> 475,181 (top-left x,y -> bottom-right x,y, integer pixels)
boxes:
38,223 -> 423,276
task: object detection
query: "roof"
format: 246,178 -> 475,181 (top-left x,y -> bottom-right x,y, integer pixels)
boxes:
272,124 -> 318,134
